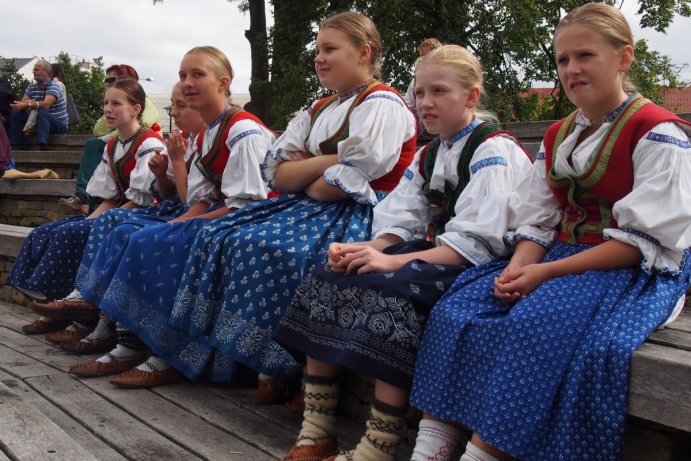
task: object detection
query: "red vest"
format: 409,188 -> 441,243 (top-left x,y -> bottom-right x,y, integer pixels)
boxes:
106,127 -> 162,199
195,106 -> 269,187
543,95 -> 690,244
309,80 -> 417,194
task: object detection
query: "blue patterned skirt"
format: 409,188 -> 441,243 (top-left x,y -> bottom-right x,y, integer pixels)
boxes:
77,201 -> 188,303
274,240 -> 467,389
108,193 -> 380,381
410,242 -> 691,461
8,215 -> 94,301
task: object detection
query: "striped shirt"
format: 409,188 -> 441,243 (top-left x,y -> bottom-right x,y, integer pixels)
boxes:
24,80 -> 68,126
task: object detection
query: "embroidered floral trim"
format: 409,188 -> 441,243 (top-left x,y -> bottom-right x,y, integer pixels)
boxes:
620,227 -> 660,247
469,156 -> 508,175
207,105 -> 232,130
362,93 -> 405,107
505,232 -> 551,249
535,151 -> 546,161
444,118 -> 481,146
323,175 -> 379,205
644,132 -> 689,148
403,169 -> 414,180
339,81 -> 368,103
229,129 -> 263,149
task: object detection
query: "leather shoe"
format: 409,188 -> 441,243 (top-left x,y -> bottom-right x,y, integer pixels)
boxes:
282,439 -> 338,461
285,389 -> 305,414
30,299 -> 98,320
68,355 -> 145,378
60,334 -> 117,354
110,366 -> 185,388
58,195 -> 87,212
45,325 -> 92,344
252,377 -> 286,405
21,318 -> 71,335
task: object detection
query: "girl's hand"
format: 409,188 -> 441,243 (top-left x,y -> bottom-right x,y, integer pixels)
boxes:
148,149 -> 169,177
333,245 -> 403,275
327,242 -> 365,271
494,263 -> 552,302
287,150 -> 311,162
166,128 -> 189,163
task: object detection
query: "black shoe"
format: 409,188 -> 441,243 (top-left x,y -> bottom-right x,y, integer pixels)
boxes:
58,195 -> 86,211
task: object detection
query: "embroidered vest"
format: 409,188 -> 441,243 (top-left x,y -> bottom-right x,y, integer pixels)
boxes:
418,122 -> 528,240
308,80 -> 417,193
543,95 -> 691,244
195,106 -> 269,187
105,127 -> 162,200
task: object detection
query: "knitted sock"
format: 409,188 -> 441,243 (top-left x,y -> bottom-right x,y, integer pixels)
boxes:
64,288 -> 82,300
116,322 -> 147,352
295,374 -> 340,446
459,441 -> 500,461
342,398 -> 407,461
96,344 -> 141,363
136,355 -> 170,372
38,316 -> 52,322
80,316 -> 113,343
411,418 -> 464,461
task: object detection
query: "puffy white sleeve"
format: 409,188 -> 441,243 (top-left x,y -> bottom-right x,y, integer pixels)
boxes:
373,147 -> 429,241
504,142 -> 563,248
323,90 -> 416,205
261,108 -> 312,190
86,140 -> 119,200
222,119 -> 275,209
438,136 -> 533,265
603,122 -> 691,273
124,137 -> 164,206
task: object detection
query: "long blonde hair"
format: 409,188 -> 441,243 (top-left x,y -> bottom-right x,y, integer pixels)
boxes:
416,44 -> 497,122
555,3 -> 636,92
320,11 -> 383,80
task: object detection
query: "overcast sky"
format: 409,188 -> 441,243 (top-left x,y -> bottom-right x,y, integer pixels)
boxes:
1,0 -> 689,97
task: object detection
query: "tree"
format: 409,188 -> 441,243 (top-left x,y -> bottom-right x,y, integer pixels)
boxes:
0,58 -> 31,98
55,52 -> 106,134
155,0 -> 689,126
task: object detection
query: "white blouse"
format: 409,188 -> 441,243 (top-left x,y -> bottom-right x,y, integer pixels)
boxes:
507,111 -> 691,273
373,122 -> 533,266
186,118 -> 275,209
261,88 -> 416,205
86,134 -> 164,206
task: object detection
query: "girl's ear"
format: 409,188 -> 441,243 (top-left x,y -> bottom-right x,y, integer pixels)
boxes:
359,43 -> 372,65
219,76 -> 231,95
619,44 -> 634,72
133,103 -> 143,116
466,87 -> 481,108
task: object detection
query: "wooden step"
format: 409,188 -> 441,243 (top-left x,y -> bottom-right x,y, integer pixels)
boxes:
0,179 -> 76,197
0,224 -> 32,258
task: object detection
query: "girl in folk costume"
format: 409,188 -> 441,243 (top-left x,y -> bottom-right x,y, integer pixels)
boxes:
9,78 -> 164,336
274,44 -> 532,461
123,11 -> 416,397
67,46 -> 276,386
409,4 -> 691,461
38,83 -> 206,357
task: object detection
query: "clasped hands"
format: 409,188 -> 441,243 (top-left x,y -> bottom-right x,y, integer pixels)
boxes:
493,262 -> 552,303
327,242 -> 403,275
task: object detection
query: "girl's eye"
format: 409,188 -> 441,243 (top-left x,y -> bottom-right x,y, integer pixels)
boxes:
193,71 -> 204,78
178,73 -> 186,80
557,58 -> 568,66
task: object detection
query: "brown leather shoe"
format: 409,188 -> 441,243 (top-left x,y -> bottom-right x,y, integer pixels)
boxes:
282,439 -> 338,461
68,355 -> 145,378
30,299 -> 98,320
60,334 -> 117,354
21,318 -> 71,335
252,377 -> 286,405
45,325 -> 92,344
110,367 -> 185,388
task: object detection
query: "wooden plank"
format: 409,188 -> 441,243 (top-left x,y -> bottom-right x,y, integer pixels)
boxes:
629,343 -> 691,432
12,151 -> 83,165
1,377 -> 127,461
648,328 -> 691,352
80,379 -> 274,461
666,308 -> 691,334
0,343 -> 59,379
27,374 -> 201,460
0,179 -> 76,196
153,382 -> 298,459
0,380 -> 98,460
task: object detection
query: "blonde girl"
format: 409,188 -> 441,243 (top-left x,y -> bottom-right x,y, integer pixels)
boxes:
410,4 -> 691,461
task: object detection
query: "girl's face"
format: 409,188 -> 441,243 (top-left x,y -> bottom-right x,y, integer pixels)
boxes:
169,85 -> 204,134
414,64 -> 479,139
554,24 -> 633,120
314,27 -> 371,94
103,87 -> 141,130
178,53 -> 228,110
